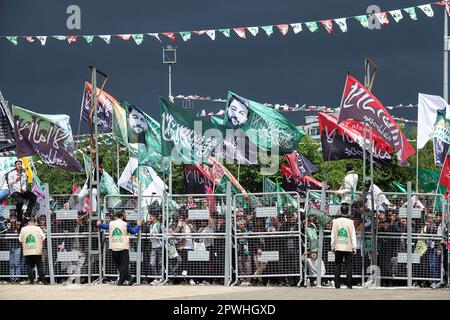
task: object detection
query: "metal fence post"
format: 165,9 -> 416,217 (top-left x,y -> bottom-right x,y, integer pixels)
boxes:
136,168 -> 142,285
44,184 -> 55,285
224,181 -> 232,286
407,181 -> 413,287
316,184 -> 327,287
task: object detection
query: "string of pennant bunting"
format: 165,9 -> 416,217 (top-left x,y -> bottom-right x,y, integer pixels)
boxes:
1,2 -> 445,46
172,94 -> 417,112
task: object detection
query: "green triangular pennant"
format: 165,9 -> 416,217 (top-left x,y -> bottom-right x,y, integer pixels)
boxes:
53,35 -> 67,41
83,35 -> 94,45
132,34 -> 144,45
179,31 -> 192,41
261,25 -> 274,37
6,36 -> 18,46
218,29 -> 231,38
305,22 -> 319,32
404,7 -> 417,20
355,15 -> 369,28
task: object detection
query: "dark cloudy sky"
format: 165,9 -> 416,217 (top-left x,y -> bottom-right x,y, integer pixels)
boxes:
0,0 -> 446,133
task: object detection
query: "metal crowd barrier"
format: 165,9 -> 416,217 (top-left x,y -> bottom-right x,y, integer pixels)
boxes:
232,192 -> 303,286
165,194 -> 228,285
304,189 -> 446,287
102,194 -> 164,285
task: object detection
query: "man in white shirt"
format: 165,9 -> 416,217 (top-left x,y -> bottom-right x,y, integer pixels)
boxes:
335,163 -> 358,205
7,160 -> 37,223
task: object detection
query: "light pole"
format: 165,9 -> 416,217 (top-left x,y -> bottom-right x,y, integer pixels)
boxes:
162,45 -> 177,98
162,46 -> 176,195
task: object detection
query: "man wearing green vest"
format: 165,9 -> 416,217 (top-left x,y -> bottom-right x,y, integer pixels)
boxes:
97,210 -> 142,286
19,216 -> 47,284
331,204 -> 357,289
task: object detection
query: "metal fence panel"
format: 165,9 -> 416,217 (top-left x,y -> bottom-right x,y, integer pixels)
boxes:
49,194 -> 99,283
304,190 -> 446,287
233,192 -> 302,286
102,195 -> 165,284
166,194 -> 227,285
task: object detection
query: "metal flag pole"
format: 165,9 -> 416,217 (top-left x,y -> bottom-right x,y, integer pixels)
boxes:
444,6 -> 448,103
416,150 -> 419,193
87,66 -> 108,284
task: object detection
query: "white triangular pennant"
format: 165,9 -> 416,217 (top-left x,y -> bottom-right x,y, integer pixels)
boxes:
389,10 -> 403,23
334,18 -> 347,32
206,30 -> 216,40
290,23 -> 302,34
418,4 -> 434,17
99,35 -> 111,44
36,36 -> 47,45
147,33 -> 162,43
247,27 -> 259,37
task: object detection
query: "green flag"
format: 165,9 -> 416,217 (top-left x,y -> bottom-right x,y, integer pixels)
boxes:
393,182 -> 407,193
404,7 -> 417,20
113,101 -> 166,171
7,36 -> 18,45
355,15 -> 369,28
263,177 -> 297,209
132,34 -> 144,45
261,26 -> 274,36
218,29 -> 231,37
305,22 -> 319,32
180,32 -> 192,42
418,169 -> 441,193
160,97 -> 226,164
83,35 -> 94,45
307,207 -> 332,228
224,91 -> 304,154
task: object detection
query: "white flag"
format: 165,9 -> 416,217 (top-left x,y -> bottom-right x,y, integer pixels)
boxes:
290,23 -> 302,34
147,33 -> 162,43
205,30 -> 216,40
417,93 -> 448,149
418,4 -> 434,17
334,18 -> 347,32
36,36 -> 47,45
99,35 -> 111,44
389,10 -> 403,23
366,184 -> 391,211
247,27 -> 259,37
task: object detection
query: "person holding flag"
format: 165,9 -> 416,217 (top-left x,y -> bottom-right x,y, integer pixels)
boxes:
334,163 -> 358,205
7,160 -> 37,224
97,210 -> 142,286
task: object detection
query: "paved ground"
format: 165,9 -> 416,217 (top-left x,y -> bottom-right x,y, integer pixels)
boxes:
0,284 -> 449,300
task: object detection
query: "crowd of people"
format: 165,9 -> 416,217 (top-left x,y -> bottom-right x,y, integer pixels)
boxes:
0,160 -> 447,288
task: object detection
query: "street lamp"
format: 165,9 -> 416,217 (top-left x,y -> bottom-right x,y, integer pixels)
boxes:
162,45 -> 177,98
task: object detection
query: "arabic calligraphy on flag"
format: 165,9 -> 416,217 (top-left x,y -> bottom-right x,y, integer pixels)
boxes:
12,105 -> 83,172
337,74 -> 415,164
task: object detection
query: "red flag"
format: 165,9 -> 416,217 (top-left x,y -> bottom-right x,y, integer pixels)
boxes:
209,157 -> 247,196
284,151 -> 318,177
25,36 -> 35,43
276,24 -> 289,36
321,20 -> 334,33
117,34 -> 131,40
234,28 -> 246,39
66,35 -> 78,44
162,32 -> 177,41
439,152 -> 450,196
281,164 -> 323,190
337,74 -> 415,164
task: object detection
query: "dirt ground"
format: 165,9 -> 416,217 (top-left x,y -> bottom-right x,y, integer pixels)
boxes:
0,284 -> 449,300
